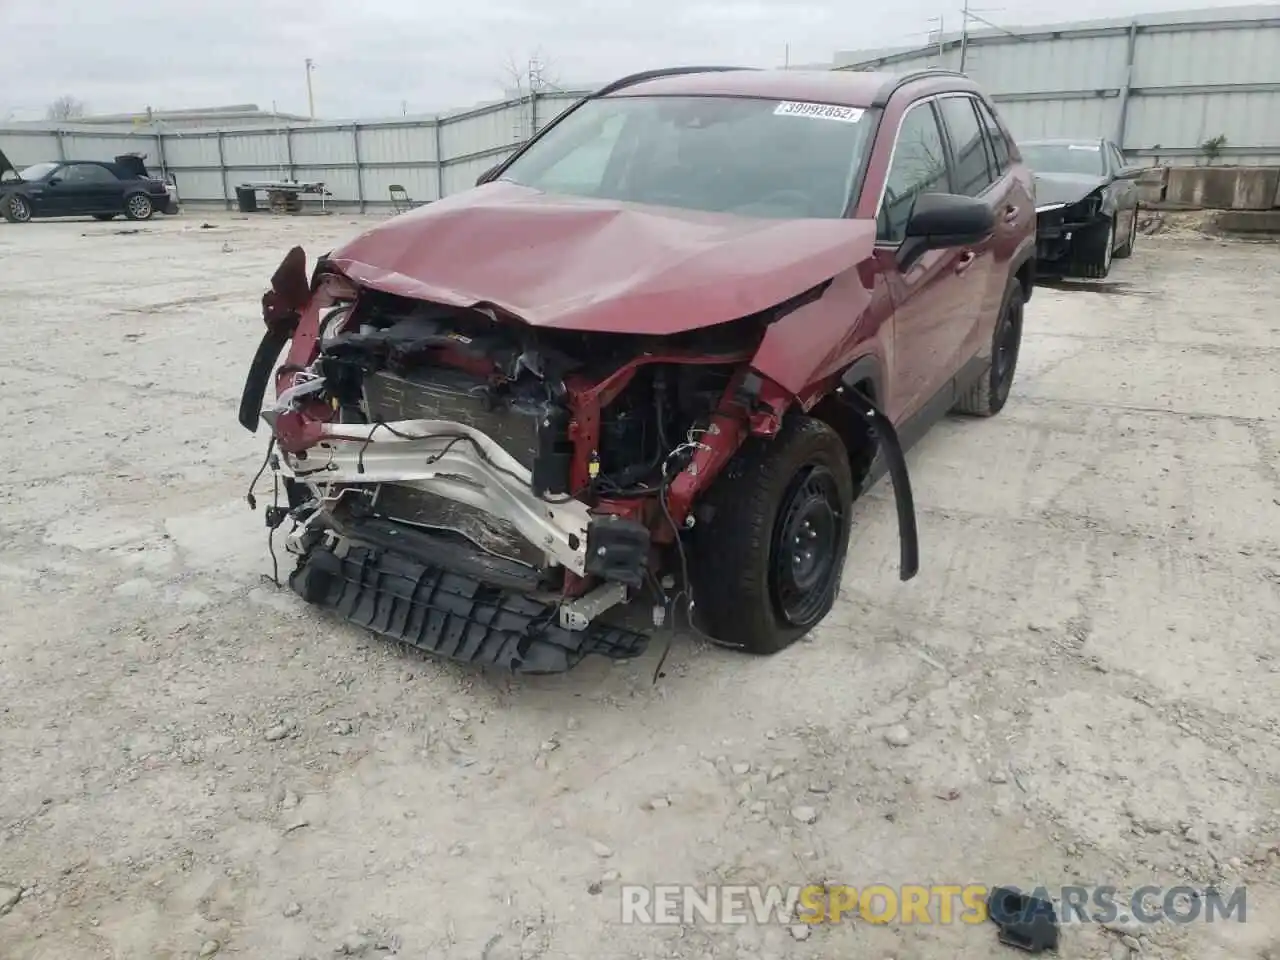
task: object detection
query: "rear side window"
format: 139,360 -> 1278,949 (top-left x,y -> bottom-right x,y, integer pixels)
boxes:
973,98 -> 1011,174
877,101 -> 949,244
937,96 -> 993,197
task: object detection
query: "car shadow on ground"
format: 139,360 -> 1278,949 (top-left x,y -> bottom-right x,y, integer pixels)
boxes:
1037,277 -> 1138,296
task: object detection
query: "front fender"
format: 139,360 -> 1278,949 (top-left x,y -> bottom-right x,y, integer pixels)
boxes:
748,264 -> 883,398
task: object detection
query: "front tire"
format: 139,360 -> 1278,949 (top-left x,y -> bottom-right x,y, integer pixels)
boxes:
689,417 -> 854,654
124,193 -> 154,221
3,194 -> 32,223
1114,208 -> 1138,259
953,272 -> 1025,418
1075,216 -> 1114,279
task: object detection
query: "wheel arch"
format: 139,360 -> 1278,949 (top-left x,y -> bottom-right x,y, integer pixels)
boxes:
808,354 -> 883,490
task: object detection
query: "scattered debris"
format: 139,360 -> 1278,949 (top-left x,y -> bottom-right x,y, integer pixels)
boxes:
986,886 -> 1060,953
263,721 -> 295,742
337,931 -> 372,955
731,762 -> 751,775
791,806 -> 819,824
283,902 -> 302,917
884,725 -> 912,747
592,841 -> 614,858
0,885 -> 21,916
789,923 -> 812,941
198,940 -> 222,958
283,819 -> 310,835
935,789 -> 961,801
448,708 -> 470,724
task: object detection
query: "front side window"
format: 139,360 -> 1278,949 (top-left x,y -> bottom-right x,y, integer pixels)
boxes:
937,96 -> 994,197
973,99 -> 1010,174
498,95 -> 873,220
18,162 -> 59,181
877,101 -> 949,244
1019,142 -> 1105,177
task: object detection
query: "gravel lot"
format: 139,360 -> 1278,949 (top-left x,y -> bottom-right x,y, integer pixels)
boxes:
1,211 -> 1277,960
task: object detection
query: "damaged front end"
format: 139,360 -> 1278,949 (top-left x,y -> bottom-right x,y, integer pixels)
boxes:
1034,192 -> 1105,275
240,249 -> 796,674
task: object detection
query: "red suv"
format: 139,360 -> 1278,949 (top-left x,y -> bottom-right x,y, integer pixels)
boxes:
240,66 -> 1036,673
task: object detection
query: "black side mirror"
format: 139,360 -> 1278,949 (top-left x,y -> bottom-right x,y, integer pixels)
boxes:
475,164 -> 500,187
47,176 -> 61,186
898,193 -> 994,268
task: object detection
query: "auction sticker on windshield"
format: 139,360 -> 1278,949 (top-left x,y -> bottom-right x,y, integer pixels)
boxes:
774,101 -> 865,123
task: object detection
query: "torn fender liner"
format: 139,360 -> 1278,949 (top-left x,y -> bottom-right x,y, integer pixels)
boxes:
289,544 -> 648,674
839,384 -> 919,581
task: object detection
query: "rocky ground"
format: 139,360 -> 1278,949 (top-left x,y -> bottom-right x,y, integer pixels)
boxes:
0,211 -> 1277,960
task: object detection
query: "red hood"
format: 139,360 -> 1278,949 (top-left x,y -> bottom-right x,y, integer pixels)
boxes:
327,181 -> 876,335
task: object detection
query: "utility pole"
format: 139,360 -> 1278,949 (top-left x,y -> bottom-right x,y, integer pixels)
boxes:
304,58 -> 316,119
959,0 -> 970,72
785,42 -> 790,68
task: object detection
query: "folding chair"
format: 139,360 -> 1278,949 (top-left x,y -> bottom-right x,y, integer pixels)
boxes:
389,184 -> 413,214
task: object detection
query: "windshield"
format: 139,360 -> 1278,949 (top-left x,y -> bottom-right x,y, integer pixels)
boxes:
18,162 -> 59,181
1020,143 -> 1104,177
498,95 -> 872,219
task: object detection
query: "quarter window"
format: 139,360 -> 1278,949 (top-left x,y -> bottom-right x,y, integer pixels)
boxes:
973,98 -> 1010,174
877,101 -> 949,244
937,96 -> 994,197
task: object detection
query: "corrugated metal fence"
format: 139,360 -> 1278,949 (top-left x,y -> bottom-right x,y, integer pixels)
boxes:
839,9 -> 1280,166
0,91 -> 589,210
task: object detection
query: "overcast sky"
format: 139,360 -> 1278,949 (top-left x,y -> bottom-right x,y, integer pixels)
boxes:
0,0 -> 1262,120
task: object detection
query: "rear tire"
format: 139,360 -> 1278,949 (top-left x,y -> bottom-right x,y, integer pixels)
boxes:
689,417 -> 854,654
124,193 -> 154,221
953,272 -> 1025,418
3,194 -> 32,223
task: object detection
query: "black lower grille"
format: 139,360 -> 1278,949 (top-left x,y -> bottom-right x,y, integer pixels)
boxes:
290,541 -> 648,674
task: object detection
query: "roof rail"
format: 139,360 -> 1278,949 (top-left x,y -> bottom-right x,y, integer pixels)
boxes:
870,67 -> 970,107
592,65 -> 758,98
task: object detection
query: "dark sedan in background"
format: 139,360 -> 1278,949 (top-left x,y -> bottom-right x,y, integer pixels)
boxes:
1023,137 -> 1144,279
0,148 -> 179,223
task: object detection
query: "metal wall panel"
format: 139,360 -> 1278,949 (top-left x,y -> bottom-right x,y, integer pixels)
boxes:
162,134 -> 221,167
172,169 -> 224,202
1126,89 -> 1280,151
293,165 -> 359,202
357,124 -> 439,165
361,166 -> 439,204
221,131 -> 290,169
443,154 -> 514,196
290,128 -> 356,166
838,9 -> 1280,163
995,96 -> 1122,141
0,130 -> 61,165
440,104 -> 524,161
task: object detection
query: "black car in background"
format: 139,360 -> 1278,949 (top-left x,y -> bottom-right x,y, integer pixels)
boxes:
1023,137 -> 1144,279
0,147 -> 179,223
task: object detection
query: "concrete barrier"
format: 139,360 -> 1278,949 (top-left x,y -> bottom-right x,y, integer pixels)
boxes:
1213,210 -> 1280,235
1164,166 -> 1280,210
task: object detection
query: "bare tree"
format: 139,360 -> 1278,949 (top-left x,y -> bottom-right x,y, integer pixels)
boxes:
46,95 -> 87,121
497,49 -> 561,141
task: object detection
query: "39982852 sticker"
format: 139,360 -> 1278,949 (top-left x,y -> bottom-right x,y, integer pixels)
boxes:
774,101 -> 866,123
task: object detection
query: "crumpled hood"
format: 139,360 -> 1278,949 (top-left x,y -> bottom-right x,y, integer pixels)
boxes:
0,146 -> 16,181
1034,173 -> 1109,208
327,180 -> 877,335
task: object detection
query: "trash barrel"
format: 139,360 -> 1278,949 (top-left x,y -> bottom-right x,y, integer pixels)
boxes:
235,186 -> 258,213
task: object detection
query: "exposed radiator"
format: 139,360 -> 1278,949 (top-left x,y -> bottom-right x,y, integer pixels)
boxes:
362,369 -> 545,568
362,369 -> 541,469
